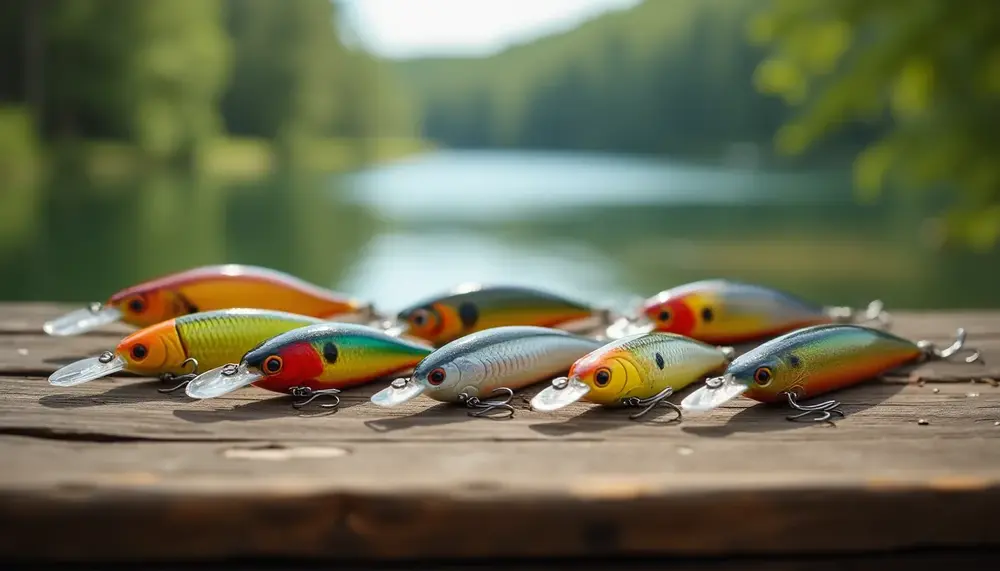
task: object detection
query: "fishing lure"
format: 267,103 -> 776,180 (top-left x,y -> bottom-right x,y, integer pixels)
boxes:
390,283 -> 611,347
638,279 -> 890,345
43,264 -> 374,336
370,326 -> 604,418
185,322 -> 434,409
681,324 -> 981,422
47,309 -> 326,394
531,332 -> 733,420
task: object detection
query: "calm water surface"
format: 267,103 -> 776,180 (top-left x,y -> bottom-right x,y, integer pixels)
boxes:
2,150 -> 997,312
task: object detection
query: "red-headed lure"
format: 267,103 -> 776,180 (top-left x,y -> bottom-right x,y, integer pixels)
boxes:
638,279 -> 890,345
681,324 -> 981,422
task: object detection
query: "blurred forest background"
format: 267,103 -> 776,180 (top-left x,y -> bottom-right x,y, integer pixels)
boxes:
1,0 -> 998,309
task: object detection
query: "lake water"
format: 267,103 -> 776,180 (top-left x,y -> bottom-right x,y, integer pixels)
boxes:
2,149 -> 997,313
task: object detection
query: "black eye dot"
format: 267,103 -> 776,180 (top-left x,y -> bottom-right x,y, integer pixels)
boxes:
412,311 -> 427,326
130,344 -> 147,360
128,298 -> 145,313
428,368 -> 446,385
594,369 -> 611,387
323,342 -> 338,364
701,307 -> 714,322
658,310 -> 671,322
655,352 -> 665,370
788,355 -> 801,368
754,367 -> 772,385
264,356 -> 282,373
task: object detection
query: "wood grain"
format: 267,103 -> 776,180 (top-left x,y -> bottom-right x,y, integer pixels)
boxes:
1,307 -> 1000,564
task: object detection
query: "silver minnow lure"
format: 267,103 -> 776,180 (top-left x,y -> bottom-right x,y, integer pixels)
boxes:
370,325 -> 604,417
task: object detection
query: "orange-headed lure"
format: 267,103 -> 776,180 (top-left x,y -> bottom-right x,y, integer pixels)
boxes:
47,309 -> 326,388
681,324 -> 981,422
43,264 -> 373,336
185,323 -> 435,401
641,279 -> 889,345
394,284 -> 606,347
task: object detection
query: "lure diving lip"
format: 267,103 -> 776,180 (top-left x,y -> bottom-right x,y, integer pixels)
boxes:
388,283 -> 612,347
637,279 -> 890,345
43,264 -> 374,337
370,325 -> 604,417
185,322 -> 434,407
530,332 -> 733,420
680,324 -> 981,422
47,309 -> 326,388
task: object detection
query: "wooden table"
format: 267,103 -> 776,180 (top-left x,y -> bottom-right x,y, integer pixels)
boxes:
1,303 -> 999,569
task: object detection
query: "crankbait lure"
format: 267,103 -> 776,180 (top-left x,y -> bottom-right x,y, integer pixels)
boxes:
639,279 -> 890,345
390,283 -> 610,347
47,309 -> 326,392
681,324 -> 981,422
370,326 -> 604,418
531,332 -> 733,420
185,322 -> 434,409
43,264 -> 374,336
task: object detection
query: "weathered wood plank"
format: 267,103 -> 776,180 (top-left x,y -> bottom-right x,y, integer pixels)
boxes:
2,308 -> 1000,564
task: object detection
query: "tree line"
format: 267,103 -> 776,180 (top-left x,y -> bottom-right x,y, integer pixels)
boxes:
0,0 -> 417,169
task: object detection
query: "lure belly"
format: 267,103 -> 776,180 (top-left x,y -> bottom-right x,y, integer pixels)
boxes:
185,323 -> 434,403
47,309 -> 326,388
640,279 -> 889,345
681,324 -> 981,421
393,284 -> 607,347
371,326 -> 604,417
531,332 -> 733,419
43,264 -> 373,336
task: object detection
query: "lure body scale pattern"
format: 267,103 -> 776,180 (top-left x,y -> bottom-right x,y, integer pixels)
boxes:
48,309 -> 325,387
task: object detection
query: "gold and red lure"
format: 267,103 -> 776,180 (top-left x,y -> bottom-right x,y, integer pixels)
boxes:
185,322 -> 434,409
635,279 -> 891,345
388,283 -> 613,347
47,308 -> 326,394
680,324 -> 982,422
43,264 -> 375,337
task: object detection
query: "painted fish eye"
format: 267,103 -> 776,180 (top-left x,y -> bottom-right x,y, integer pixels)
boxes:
127,297 -> 146,313
753,366 -> 773,387
427,368 -> 446,386
263,355 -> 283,375
130,344 -> 148,361
411,309 -> 431,327
594,368 -> 612,387
701,307 -> 714,322
658,310 -> 671,322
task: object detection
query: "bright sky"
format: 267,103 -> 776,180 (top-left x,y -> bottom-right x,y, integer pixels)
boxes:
340,0 -> 643,59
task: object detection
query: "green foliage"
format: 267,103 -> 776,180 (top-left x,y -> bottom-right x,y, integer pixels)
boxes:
394,0 -> 794,158
750,0 -> 1000,249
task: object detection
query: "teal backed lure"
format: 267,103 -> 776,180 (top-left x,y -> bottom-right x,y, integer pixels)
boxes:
681,324 -> 981,422
389,283 -> 613,347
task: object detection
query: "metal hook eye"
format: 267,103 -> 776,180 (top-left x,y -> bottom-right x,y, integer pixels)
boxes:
157,357 -> 201,394
458,387 -> 515,419
919,328 -> 982,364
289,386 -> 342,410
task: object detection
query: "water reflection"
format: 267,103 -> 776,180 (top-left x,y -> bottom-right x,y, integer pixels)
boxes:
2,150 -> 998,311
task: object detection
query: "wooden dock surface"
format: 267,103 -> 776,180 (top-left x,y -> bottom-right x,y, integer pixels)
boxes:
1,303 -> 999,569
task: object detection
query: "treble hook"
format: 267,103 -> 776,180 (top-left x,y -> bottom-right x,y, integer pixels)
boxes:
918,328 -> 981,364
289,386 -> 342,410
621,386 -> 681,422
783,390 -> 844,423
457,387 -> 515,419
157,357 -> 200,393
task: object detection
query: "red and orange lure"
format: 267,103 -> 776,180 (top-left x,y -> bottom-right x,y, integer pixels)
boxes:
638,279 -> 890,345
43,264 -> 374,336
681,324 -> 981,422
